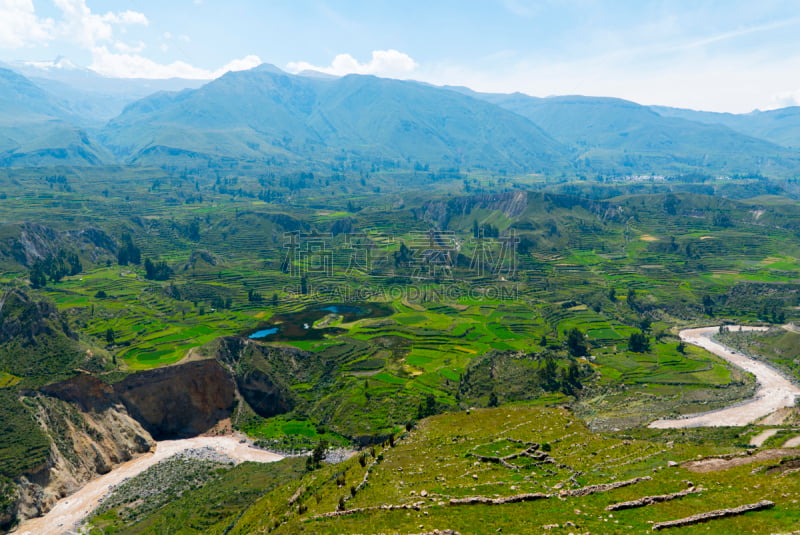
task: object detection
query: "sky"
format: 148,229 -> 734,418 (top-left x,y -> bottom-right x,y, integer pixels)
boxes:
1,0 -> 800,113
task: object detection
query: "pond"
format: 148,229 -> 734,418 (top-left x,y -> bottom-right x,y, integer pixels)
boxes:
246,302 -> 392,341
248,327 -> 279,339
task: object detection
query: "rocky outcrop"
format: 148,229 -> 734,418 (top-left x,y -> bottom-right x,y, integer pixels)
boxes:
0,222 -> 117,268
213,337 -> 321,419
237,368 -> 294,418
0,288 -> 74,344
114,359 -> 237,439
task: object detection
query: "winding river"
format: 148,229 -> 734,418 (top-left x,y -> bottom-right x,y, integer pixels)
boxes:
14,436 -> 283,535
649,326 -> 800,428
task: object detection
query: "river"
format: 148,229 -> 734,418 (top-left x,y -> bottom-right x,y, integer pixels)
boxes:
14,436 -> 283,535
649,326 -> 800,428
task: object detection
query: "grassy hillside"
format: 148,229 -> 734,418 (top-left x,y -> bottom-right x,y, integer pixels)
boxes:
85,406 -> 800,534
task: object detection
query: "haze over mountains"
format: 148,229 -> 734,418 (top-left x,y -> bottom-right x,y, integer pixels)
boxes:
3,60 -> 800,176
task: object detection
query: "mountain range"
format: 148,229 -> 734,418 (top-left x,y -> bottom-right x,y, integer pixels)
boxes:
3,60 -> 800,176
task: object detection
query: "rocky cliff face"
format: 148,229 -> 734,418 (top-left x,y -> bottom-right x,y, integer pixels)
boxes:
414,191 -> 530,228
14,382 -> 154,522
5,340 -> 300,529
114,359 -> 237,439
8,358 -> 237,527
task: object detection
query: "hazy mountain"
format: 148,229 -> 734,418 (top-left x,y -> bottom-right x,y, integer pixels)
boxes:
0,67 -> 112,166
449,88 -> 800,175
99,64 -> 570,172
4,59 -> 800,175
652,105 -> 800,149
0,66 -> 77,123
4,59 -> 205,125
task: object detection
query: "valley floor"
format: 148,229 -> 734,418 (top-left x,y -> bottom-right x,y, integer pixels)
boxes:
13,436 -> 283,535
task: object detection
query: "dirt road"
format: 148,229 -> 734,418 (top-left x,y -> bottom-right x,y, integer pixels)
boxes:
649,326 -> 800,428
14,436 -> 283,535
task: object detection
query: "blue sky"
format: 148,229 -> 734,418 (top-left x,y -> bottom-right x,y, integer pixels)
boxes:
2,0 -> 800,112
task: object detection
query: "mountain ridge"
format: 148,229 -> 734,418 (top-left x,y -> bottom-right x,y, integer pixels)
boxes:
3,62 -> 800,174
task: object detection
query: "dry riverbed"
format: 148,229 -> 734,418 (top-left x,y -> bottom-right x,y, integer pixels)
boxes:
14,436 -> 283,535
649,326 -> 800,428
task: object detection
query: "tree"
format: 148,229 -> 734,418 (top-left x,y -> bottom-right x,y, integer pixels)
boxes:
538,356 -> 559,391
560,362 -> 584,396
117,233 -> 141,266
702,294 -> 714,316
29,266 -> 47,289
105,328 -> 115,345
306,439 -> 328,471
417,394 -> 437,418
627,289 -> 638,311
566,328 -> 589,357
488,391 -> 499,407
628,331 -> 650,353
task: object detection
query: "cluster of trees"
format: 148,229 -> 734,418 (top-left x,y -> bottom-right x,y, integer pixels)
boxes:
628,331 -> 651,352
143,258 -> 172,281
116,234 -> 141,265
566,328 -> 589,357
538,357 -> 586,396
471,220 -> 501,238
758,304 -> 786,324
29,250 -> 82,288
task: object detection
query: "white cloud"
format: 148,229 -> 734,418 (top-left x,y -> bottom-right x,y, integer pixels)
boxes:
114,40 -> 145,54
768,90 -> 800,110
216,54 -> 262,76
102,10 -> 148,25
0,0 -> 55,48
1,0 -> 258,82
52,0 -> 148,48
501,0 -> 544,18
89,46 -> 262,79
90,46 -> 208,78
287,49 -> 418,78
